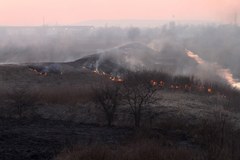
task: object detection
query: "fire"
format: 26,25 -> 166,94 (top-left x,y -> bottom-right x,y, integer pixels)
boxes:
217,68 -> 240,89
150,80 -> 165,87
159,81 -> 165,87
93,70 -> 99,73
110,76 -> 115,81
92,69 -> 124,83
110,76 -> 123,82
185,49 -> 240,90
208,88 -> 212,93
150,80 -> 158,86
29,68 -> 48,76
149,78 -> 215,94
185,50 -> 204,64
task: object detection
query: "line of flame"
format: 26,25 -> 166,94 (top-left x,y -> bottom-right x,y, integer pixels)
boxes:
185,49 -> 204,64
185,49 -> 240,90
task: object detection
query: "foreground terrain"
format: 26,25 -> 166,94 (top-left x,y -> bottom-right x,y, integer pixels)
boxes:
1,55 -> 240,159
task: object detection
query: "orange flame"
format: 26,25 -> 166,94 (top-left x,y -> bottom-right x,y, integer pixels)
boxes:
185,50 -> 204,64
185,49 -> 240,90
208,88 -> 212,93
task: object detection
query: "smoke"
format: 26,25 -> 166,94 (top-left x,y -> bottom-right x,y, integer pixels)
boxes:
186,49 -> 240,89
0,26 -> 128,63
1,24 -> 240,88
95,41 -> 164,72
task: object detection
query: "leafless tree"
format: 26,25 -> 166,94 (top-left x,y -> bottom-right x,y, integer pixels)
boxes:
93,83 -> 122,127
123,71 -> 161,127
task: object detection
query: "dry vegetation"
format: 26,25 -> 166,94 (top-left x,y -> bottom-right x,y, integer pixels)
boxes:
38,86 -> 94,105
1,69 -> 240,160
55,115 -> 240,160
55,140 -> 202,160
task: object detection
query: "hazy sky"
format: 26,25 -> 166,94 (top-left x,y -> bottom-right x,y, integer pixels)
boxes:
0,0 -> 239,25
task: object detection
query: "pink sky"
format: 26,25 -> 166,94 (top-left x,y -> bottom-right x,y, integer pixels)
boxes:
0,0 -> 239,25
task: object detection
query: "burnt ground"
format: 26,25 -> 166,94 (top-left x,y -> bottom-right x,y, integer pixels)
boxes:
0,118 -> 134,160
0,117 -> 197,160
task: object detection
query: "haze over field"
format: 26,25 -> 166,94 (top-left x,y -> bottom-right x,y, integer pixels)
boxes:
0,0 -> 239,120
2,1 -> 240,160
0,24 -> 240,85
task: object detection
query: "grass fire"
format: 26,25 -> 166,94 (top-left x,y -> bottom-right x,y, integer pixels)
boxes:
1,16 -> 240,160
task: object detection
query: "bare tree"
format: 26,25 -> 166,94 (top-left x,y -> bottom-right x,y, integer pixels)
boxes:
93,83 -> 122,127
123,71 -> 160,127
7,88 -> 38,118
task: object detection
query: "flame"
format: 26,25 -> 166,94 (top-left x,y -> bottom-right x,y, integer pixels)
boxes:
150,80 -> 158,86
208,88 -> 212,93
29,68 -> 48,77
217,68 -> 240,89
159,81 -> 165,87
93,70 -> 99,73
185,50 -> 204,64
110,76 -> 123,82
150,80 -> 165,87
93,69 -> 123,83
185,49 -> 240,90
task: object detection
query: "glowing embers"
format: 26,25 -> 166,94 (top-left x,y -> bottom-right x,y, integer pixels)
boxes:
109,76 -> 124,82
207,88 -> 212,93
92,69 -> 123,83
29,67 -> 48,77
150,80 -> 158,86
150,79 -> 214,94
28,64 -> 62,77
159,81 -> 165,87
150,80 -> 165,88
93,69 -> 106,75
170,84 -> 184,90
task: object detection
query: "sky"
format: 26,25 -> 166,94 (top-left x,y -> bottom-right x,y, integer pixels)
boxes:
0,0 -> 239,26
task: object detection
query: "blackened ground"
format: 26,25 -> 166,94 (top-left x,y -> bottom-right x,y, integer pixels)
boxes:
0,118 -> 134,160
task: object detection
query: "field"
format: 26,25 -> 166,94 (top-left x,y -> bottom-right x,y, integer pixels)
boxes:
1,61 -> 240,160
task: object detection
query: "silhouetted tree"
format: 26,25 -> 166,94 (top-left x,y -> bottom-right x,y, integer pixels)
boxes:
123,71 -> 160,127
93,83 -> 122,127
